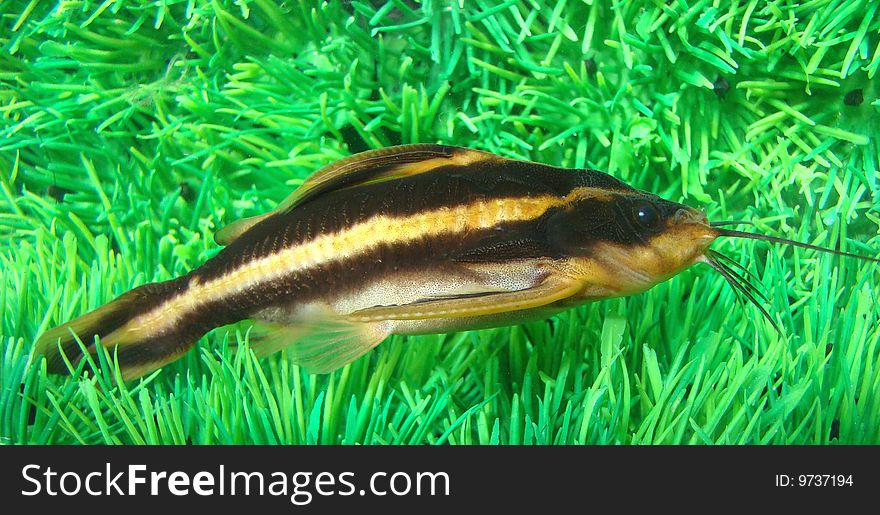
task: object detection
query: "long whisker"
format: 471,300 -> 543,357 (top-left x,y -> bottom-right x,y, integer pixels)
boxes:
710,221 -> 755,227
700,255 -> 780,334
715,228 -> 880,263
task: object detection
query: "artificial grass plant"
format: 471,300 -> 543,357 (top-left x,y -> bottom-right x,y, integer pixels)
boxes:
1,0 -> 879,444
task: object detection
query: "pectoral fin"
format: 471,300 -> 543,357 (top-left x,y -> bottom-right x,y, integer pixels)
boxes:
348,275 -> 583,322
248,316 -> 390,374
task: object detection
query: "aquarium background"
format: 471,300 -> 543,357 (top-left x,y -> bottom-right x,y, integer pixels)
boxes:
1,0 -> 878,444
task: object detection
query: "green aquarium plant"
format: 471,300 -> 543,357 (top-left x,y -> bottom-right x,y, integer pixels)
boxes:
1,0 -> 878,445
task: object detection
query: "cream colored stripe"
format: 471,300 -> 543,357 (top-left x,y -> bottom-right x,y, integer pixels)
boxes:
115,186 -> 609,338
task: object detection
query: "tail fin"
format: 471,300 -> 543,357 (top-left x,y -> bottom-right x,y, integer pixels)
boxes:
34,278 -> 198,380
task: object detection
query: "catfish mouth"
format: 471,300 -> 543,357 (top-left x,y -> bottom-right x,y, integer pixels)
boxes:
699,222 -> 880,332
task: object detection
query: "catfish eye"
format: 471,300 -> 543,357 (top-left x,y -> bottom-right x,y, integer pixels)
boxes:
634,201 -> 660,230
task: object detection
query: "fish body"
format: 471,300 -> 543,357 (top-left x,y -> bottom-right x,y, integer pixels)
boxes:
36,144 -> 718,379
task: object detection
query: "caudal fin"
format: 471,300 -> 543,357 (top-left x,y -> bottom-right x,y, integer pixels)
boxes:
34,278 -> 198,380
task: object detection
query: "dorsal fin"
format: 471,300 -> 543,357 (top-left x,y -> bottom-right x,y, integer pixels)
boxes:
215,144 -> 496,245
275,144 -> 495,214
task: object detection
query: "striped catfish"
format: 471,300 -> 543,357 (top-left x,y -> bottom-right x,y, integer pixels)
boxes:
34,144 -> 879,380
